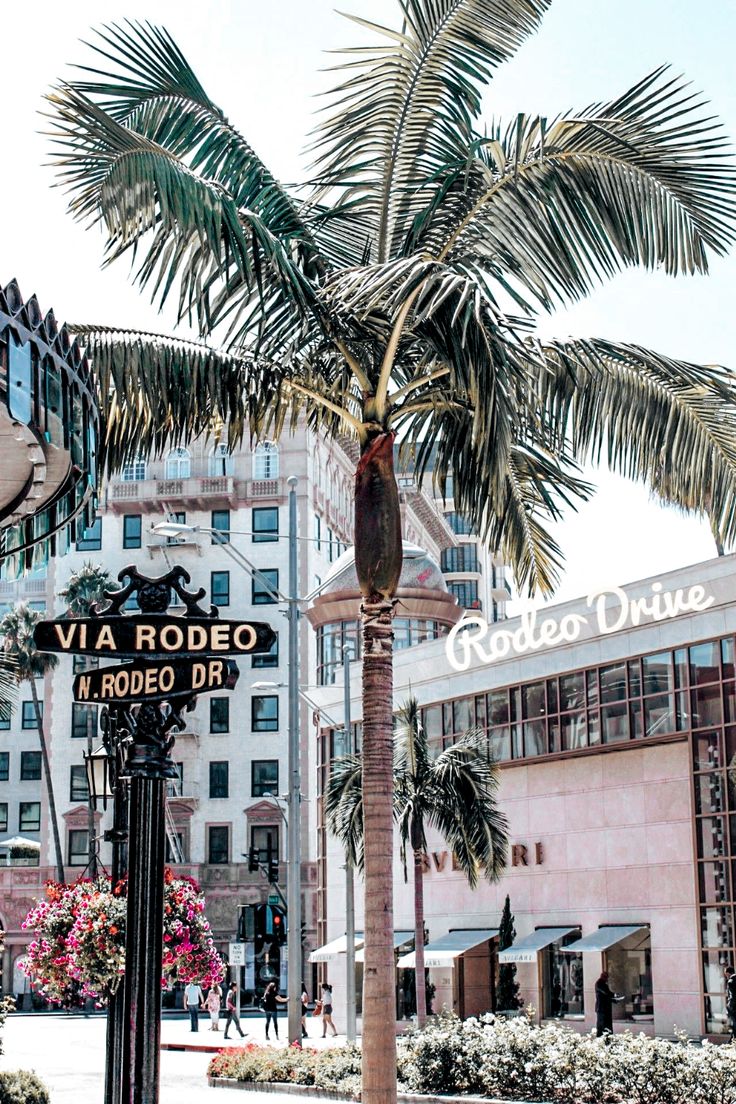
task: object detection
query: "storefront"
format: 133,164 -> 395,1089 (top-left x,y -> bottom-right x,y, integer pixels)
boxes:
312,554 -> 736,1038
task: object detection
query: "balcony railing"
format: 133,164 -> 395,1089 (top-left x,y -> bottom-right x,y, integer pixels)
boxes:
109,474 -> 237,511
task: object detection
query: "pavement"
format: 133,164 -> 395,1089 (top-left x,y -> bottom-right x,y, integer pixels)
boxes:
0,1012 -> 346,1103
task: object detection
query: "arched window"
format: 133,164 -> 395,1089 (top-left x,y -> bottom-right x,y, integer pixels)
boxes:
253,441 -> 279,480
208,444 -> 234,477
165,447 -> 191,479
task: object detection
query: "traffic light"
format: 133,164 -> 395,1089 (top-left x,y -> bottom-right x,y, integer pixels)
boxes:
247,847 -> 259,873
267,859 -> 279,884
271,906 -> 286,946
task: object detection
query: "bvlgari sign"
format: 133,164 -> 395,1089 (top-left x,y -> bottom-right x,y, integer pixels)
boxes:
446,581 -> 714,672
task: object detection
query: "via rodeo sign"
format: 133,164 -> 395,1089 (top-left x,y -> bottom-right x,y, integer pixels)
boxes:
33,564 -> 276,705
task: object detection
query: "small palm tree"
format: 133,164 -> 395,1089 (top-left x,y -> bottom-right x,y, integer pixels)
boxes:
326,697 -> 508,1026
0,604 -> 63,881
59,563 -> 112,877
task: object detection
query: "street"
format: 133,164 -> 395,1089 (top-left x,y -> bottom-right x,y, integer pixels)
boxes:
0,1012 -> 344,1103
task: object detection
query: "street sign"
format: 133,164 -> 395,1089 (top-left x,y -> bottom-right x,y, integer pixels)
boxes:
228,942 -> 246,966
268,893 -> 280,906
34,615 -> 275,659
73,657 -> 239,704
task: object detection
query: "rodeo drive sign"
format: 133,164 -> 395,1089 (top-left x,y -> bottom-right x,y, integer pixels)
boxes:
445,581 -> 714,673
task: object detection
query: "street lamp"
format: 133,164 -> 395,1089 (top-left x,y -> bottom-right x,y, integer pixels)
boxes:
84,743 -> 114,810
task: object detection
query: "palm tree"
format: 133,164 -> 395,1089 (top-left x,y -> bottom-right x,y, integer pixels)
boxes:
59,563 -> 112,877
46,8 -> 736,1099
326,697 -> 508,1027
0,604 -> 64,882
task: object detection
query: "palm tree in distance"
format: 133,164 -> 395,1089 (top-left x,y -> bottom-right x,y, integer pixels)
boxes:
326,697 -> 508,1027
0,604 -> 64,882
59,563 -> 112,878
47,6 -> 736,1099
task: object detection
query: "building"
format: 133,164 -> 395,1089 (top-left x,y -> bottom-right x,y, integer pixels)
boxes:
312,552 -> 736,1039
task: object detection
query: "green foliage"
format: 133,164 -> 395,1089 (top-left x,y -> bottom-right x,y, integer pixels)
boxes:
58,563 -> 112,616
208,1042 -> 362,1090
496,894 -> 522,1012
0,1071 -> 50,1104
0,604 -> 57,683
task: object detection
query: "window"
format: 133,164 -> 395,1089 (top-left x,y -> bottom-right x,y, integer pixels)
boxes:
441,546 -> 479,573
68,829 -> 89,867
314,514 -> 321,551
252,759 -> 279,797
0,711 -> 10,731
606,931 -> 653,1020
251,825 -> 279,863
211,571 -> 230,607
123,514 -> 142,549
445,511 -> 475,535
252,634 -> 279,668
70,765 -> 89,802
448,580 -> 480,610
121,457 -> 146,481
211,509 -> 230,544
252,569 -> 278,605
166,511 -> 186,545
165,832 -> 187,863
327,527 -> 334,563
77,516 -> 102,551
0,804 -> 6,832
208,825 -> 229,865
21,701 -> 39,729
209,761 -> 229,799
253,441 -> 279,480
209,444 -> 233,477
19,802 -> 40,831
20,751 -> 41,781
210,697 -> 230,733
0,753 -> 8,781
167,762 -> 185,798
252,697 -> 279,733
72,704 -> 98,739
544,938 -> 584,1018
165,447 -> 191,479
252,507 -> 279,543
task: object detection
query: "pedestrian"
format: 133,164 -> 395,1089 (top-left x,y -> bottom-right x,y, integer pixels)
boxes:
321,982 -> 338,1038
301,983 -> 309,1039
725,965 -> 736,1040
224,981 -> 247,1040
183,980 -> 204,1033
206,982 -> 223,1031
595,971 -> 622,1037
261,980 -> 287,1041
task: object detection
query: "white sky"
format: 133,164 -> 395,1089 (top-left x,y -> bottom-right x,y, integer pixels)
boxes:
2,0 -> 735,609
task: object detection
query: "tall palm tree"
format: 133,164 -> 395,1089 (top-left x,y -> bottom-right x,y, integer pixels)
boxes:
46,7 -> 736,1100
0,604 -> 63,882
59,563 -> 112,877
326,697 -> 508,1027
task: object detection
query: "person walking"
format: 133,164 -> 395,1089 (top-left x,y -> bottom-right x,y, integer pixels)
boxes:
183,981 -> 204,1033
725,965 -> 736,1040
261,981 -> 287,1041
321,982 -> 338,1038
301,984 -> 309,1039
224,981 -> 247,1040
206,982 -> 223,1031
595,971 -> 622,1037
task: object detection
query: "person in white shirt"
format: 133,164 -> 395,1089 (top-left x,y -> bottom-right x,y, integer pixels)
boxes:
183,981 -> 204,1033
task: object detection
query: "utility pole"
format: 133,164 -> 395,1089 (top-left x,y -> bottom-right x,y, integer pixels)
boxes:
286,476 -> 302,1046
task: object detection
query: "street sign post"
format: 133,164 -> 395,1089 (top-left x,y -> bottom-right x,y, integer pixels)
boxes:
228,943 -> 246,967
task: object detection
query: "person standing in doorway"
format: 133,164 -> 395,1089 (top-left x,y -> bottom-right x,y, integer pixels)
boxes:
262,981 -> 287,1041
183,980 -> 204,1033
595,971 -> 622,1037
224,981 -> 247,1040
321,982 -> 338,1038
725,966 -> 736,1040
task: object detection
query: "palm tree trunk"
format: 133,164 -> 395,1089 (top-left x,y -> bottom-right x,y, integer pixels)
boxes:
29,677 -> 65,882
360,597 -> 397,1104
412,843 -> 427,1028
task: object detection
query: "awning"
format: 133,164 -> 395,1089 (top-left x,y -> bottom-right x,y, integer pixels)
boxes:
560,925 -> 649,954
308,932 -> 364,963
0,836 -> 40,850
397,928 -> 498,969
498,927 -> 580,964
355,931 -> 414,963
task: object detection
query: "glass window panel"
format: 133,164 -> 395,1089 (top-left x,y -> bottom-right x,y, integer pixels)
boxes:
630,700 -> 643,741
559,673 -> 584,712
627,660 -> 641,698
211,510 -> 230,544
252,759 -> 279,797
452,698 -> 473,734
252,569 -> 279,604
690,642 -> 721,686
474,695 -> 487,730
123,514 -> 142,549
20,751 -> 41,780
606,939 -> 653,1019
643,694 -> 676,737
210,698 -> 229,733
703,950 -> 732,998
674,648 -> 688,689
548,717 -> 561,753
442,703 -> 453,735
699,860 -> 731,904
600,664 -> 627,703
210,570 -> 230,607
0,805 -> 6,833
252,696 -> 279,732
422,705 -> 443,740
695,772 -> 727,816
676,691 -> 690,731
587,711 -> 601,746
546,679 -> 558,714
722,638 -> 735,681
8,337 -> 33,425
0,754 -> 8,781
209,761 -> 229,799
724,726 -> 736,766
601,702 -> 630,743
705,992 -> 729,1035
510,688 -> 521,723
522,682 -> 546,719
692,684 -> 723,729
693,731 -> 722,772
488,690 -> 509,726
724,683 -> 736,725
208,826 -> 229,865
586,669 -> 599,709
701,906 -> 734,949
19,802 -> 40,831
68,829 -> 89,867
544,943 -> 584,1017
252,507 -> 279,542
641,652 -> 673,696
490,728 -> 511,762
696,817 -> 728,859
523,720 -> 547,757
511,724 -> 523,759
561,712 -> 586,751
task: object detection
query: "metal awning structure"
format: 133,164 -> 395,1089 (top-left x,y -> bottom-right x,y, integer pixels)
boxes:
355,931 -> 414,963
498,927 -> 580,964
397,928 -> 498,969
308,932 -> 364,963
560,925 -> 649,953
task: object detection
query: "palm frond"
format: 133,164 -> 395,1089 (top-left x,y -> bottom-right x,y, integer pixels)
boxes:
432,69 -> 736,310
0,654 -> 18,723
324,754 -> 365,869
310,0 -> 550,262
0,604 -> 58,681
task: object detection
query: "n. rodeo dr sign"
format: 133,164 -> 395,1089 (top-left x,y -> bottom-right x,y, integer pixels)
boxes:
73,657 -> 239,704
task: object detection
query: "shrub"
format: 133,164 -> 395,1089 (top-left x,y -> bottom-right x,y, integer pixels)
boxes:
0,1070 -> 50,1104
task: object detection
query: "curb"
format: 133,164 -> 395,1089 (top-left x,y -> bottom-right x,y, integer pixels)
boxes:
206,1080 -> 550,1104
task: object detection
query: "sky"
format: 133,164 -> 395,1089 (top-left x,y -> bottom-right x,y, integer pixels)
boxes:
2,0 -> 735,611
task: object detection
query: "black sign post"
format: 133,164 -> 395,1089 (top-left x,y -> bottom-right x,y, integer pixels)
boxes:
34,565 -> 274,1104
